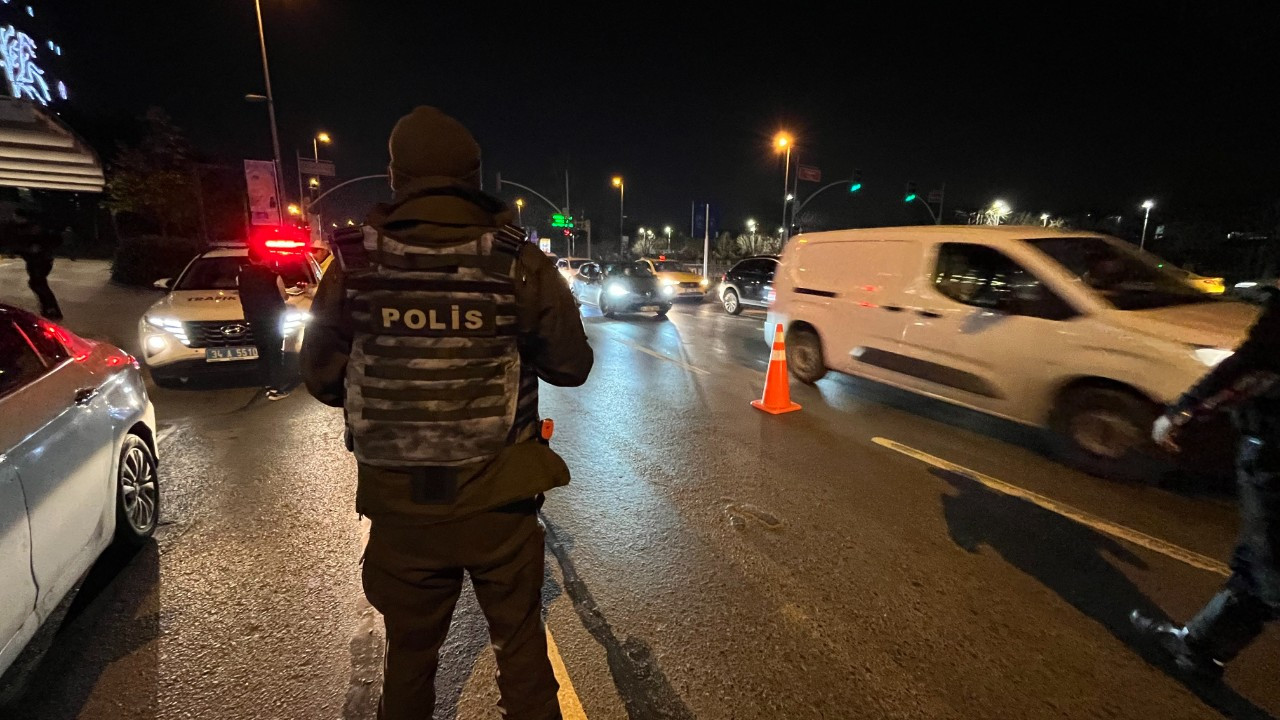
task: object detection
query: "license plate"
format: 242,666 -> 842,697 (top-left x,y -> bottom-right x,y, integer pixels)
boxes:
206,346 -> 259,362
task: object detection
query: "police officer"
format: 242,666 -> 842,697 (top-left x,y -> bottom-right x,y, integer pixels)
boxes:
238,245 -> 292,400
1131,284 -> 1280,678
299,106 -> 592,720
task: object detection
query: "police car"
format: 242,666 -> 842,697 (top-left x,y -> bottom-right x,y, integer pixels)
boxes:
137,232 -> 323,388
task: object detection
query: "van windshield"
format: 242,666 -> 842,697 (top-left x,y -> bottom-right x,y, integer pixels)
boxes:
1026,237 -> 1213,310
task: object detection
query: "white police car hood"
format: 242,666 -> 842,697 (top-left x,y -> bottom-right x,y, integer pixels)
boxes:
148,289 -> 309,322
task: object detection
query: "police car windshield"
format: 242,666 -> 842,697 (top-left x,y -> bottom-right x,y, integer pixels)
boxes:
175,256 -> 311,291
604,262 -> 654,278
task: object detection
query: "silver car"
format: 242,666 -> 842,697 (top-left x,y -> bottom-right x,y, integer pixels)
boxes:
0,304 -> 159,678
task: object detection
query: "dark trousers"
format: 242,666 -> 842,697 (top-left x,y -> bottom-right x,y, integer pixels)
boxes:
1188,437 -> 1280,661
247,313 -> 287,390
24,254 -> 60,318
362,507 -> 561,720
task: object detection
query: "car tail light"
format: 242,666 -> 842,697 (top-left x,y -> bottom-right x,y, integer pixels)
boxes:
38,319 -> 94,361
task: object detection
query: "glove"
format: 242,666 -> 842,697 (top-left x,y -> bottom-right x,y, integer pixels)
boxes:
1152,409 -> 1193,453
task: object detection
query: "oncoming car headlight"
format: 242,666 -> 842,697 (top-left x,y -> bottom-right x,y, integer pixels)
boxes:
607,283 -> 630,297
1192,347 -> 1234,367
699,278 -> 709,287
661,278 -> 678,287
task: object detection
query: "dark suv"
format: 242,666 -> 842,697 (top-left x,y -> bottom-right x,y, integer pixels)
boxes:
718,255 -> 778,314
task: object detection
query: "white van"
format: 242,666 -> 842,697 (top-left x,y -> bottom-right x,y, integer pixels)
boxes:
766,225 -> 1260,478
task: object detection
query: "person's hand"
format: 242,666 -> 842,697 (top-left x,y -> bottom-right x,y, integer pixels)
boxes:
1152,414 -> 1182,453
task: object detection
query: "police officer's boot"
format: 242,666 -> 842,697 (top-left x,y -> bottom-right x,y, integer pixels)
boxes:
1130,588 -> 1268,679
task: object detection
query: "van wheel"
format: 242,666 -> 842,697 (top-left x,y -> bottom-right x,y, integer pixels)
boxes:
1052,387 -> 1163,482
722,288 -> 742,315
115,435 -> 159,546
787,327 -> 827,384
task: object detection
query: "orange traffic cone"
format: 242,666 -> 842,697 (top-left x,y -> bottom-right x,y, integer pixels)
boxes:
752,323 -> 802,415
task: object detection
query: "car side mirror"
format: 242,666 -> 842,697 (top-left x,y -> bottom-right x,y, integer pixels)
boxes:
153,278 -> 172,291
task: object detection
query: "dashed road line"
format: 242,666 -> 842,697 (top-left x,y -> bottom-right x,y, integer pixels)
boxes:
872,437 -> 1231,577
613,337 -> 709,375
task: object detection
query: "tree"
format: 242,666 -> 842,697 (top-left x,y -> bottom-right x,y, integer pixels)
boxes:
105,108 -> 200,239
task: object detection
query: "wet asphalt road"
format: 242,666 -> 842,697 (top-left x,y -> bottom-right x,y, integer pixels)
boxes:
1,259 -> 1278,720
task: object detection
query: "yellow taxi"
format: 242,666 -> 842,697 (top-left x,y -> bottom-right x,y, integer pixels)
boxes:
638,257 -> 710,300
1167,265 -> 1226,294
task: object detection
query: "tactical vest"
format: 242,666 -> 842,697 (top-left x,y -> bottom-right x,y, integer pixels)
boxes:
331,224 -> 538,472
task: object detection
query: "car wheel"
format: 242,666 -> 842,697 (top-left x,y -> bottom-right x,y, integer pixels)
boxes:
786,326 -> 827,384
723,288 -> 742,315
655,304 -> 671,316
1052,387 -> 1164,482
600,295 -> 616,318
115,434 -> 159,546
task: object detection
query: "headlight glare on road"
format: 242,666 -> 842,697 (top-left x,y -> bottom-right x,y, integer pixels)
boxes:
1192,347 -> 1234,367
607,283 -> 629,297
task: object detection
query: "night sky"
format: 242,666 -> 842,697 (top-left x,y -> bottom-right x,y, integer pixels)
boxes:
26,1 -> 1280,237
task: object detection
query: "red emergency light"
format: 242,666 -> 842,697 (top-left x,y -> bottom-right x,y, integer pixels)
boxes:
250,225 -> 310,254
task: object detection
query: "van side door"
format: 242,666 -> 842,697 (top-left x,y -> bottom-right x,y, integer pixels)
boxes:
895,241 -> 1079,420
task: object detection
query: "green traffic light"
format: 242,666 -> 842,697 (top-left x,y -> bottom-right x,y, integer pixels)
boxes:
849,183 -> 863,193
904,193 -> 917,203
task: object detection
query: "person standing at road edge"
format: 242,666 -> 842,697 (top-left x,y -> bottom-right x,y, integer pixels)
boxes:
10,208 -> 63,320
237,245 -> 292,400
299,105 -> 592,720
1131,284 -> 1280,678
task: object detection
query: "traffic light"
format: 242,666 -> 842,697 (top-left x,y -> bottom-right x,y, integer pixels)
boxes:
849,168 -> 863,193
904,181 -> 918,203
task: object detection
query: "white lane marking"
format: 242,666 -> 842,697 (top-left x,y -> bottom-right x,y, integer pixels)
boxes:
157,425 -> 177,447
872,437 -> 1231,577
358,518 -> 590,717
613,338 -> 710,375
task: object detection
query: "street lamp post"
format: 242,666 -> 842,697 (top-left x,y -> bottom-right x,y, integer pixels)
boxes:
1140,199 -> 1155,250
515,198 -> 525,225
252,0 -> 286,220
664,225 -> 672,251
612,176 -> 625,256
775,133 -> 793,240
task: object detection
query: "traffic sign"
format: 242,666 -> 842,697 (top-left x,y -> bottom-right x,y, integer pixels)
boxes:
551,213 -> 575,228
298,157 -> 336,177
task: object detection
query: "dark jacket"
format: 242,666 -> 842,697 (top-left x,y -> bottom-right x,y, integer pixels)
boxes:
237,263 -> 286,318
299,179 -> 593,522
1174,289 -> 1280,447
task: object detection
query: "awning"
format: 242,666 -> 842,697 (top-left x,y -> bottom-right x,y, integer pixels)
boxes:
0,96 -> 104,193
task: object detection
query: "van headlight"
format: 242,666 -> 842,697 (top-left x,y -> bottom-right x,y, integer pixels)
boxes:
1192,347 -> 1234,367
607,283 -> 630,297
143,314 -> 189,346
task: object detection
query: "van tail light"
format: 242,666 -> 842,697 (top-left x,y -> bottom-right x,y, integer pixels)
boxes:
766,289 -> 777,304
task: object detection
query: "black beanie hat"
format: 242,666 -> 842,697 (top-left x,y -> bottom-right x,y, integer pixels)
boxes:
387,106 -> 481,192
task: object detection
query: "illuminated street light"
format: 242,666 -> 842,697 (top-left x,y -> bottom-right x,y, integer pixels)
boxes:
308,177 -> 320,189
664,225 -> 672,250
1040,212 -> 1050,226
1140,199 -> 1156,250
774,132 -> 793,241
612,176 -> 625,254
987,199 -> 1011,225
286,203 -> 302,217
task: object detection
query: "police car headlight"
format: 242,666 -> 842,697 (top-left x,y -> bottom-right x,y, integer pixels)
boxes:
607,283 -> 629,297
144,314 -> 189,346
281,310 -> 311,335
1192,347 -> 1233,367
